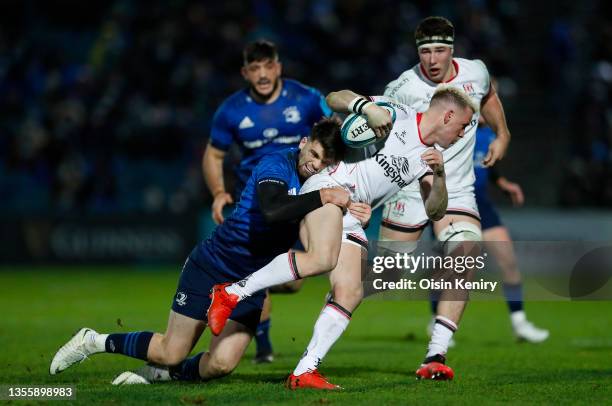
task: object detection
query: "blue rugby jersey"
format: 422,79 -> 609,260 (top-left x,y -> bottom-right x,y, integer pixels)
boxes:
192,148 -> 302,279
209,79 -> 330,196
473,126 -> 496,194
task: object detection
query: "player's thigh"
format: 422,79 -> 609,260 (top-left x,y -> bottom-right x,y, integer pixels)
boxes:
303,203 -> 343,256
434,189 -> 481,234
434,213 -> 482,255
433,213 -> 481,233
329,242 -> 366,311
208,319 -> 254,370
380,226 -> 423,241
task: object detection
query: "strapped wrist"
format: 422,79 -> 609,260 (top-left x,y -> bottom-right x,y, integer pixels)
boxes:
348,96 -> 373,115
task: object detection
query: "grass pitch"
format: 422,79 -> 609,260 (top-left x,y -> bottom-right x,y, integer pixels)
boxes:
1,266 -> 611,405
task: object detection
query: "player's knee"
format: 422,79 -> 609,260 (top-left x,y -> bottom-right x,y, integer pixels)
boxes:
333,283 -> 363,309
164,352 -> 189,367
207,357 -> 237,378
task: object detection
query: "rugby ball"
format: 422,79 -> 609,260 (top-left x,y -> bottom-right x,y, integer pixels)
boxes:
340,102 -> 397,148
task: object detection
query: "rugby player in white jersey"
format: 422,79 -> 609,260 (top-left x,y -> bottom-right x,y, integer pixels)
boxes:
207,86 -> 477,389
380,16 -> 548,371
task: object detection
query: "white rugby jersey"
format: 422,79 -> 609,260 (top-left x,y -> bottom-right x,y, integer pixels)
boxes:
384,58 -> 490,194
302,101 -> 431,209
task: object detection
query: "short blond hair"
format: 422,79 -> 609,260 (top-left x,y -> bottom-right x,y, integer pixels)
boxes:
430,84 -> 479,113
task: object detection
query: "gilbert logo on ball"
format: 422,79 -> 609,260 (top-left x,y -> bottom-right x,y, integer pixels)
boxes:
340,102 -> 397,148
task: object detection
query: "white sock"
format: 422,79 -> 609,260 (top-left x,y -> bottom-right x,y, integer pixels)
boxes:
293,304 -> 351,376
510,310 -> 526,327
426,316 -> 457,359
226,251 -> 299,300
86,332 -> 108,353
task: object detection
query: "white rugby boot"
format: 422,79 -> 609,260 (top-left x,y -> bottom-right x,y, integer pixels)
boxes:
511,311 -> 549,343
112,364 -> 171,385
111,371 -> 150,385
50,328 -> 102,374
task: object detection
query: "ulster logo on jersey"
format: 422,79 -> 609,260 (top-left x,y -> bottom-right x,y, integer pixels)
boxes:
239,116 -> 254,129
283,106 -> 301,124
463,82 -> 475,94
391,155 -> 410,177
393,201 -> 406,214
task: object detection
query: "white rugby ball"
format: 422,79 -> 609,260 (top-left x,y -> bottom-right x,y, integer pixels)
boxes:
340,102 -> 397,148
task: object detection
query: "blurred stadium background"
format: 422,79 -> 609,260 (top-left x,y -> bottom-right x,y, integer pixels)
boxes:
1,0 -> 611,266
1,1 -> 611,403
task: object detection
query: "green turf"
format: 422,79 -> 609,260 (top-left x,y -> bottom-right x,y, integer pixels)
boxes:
1,266 -> 611,405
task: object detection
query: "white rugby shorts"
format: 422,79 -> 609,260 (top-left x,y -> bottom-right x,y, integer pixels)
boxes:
381,189 -> 480,232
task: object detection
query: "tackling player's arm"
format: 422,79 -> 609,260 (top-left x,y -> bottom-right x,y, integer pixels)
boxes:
325,90 -> 393,139
418,148 -> 448,221
480,83 -> 511,167
257,180 -> 351,224
203,143 -> 233,224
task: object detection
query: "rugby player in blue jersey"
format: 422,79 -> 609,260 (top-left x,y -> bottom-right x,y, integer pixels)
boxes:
49,119 -> 366,384
203,39 -> 331,224
202,39 -> 331,362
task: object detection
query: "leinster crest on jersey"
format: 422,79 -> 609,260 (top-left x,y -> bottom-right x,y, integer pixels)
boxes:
283,106 -> 301,123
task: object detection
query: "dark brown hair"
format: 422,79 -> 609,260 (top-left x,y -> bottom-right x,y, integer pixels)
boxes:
243,39 -> 278,65
310,118 -> 346,163
415,16 -> 454,45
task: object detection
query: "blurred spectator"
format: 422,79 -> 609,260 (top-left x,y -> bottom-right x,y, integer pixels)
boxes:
559,1 -> 612,207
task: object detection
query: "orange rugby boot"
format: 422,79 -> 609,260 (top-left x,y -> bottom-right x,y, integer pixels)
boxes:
207,283 -> 239,335
286,370 -> 342,390
415,354 -> 455,380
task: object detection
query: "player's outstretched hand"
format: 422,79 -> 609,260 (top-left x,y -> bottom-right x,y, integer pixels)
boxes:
421,148 -> 445,176
483,137 -> 509,167
363,103 -> 393,139
212,192 -> 234,224
349,202 -> 372,227
497,177 -> 525,207
320,187 -> 351,209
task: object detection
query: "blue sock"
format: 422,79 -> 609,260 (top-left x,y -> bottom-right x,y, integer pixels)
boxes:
503,283 -> 524,313
105,332 -> 154,360
170,352 -> 204,381
255,318 -> 272,355
429,291 -> 441,314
